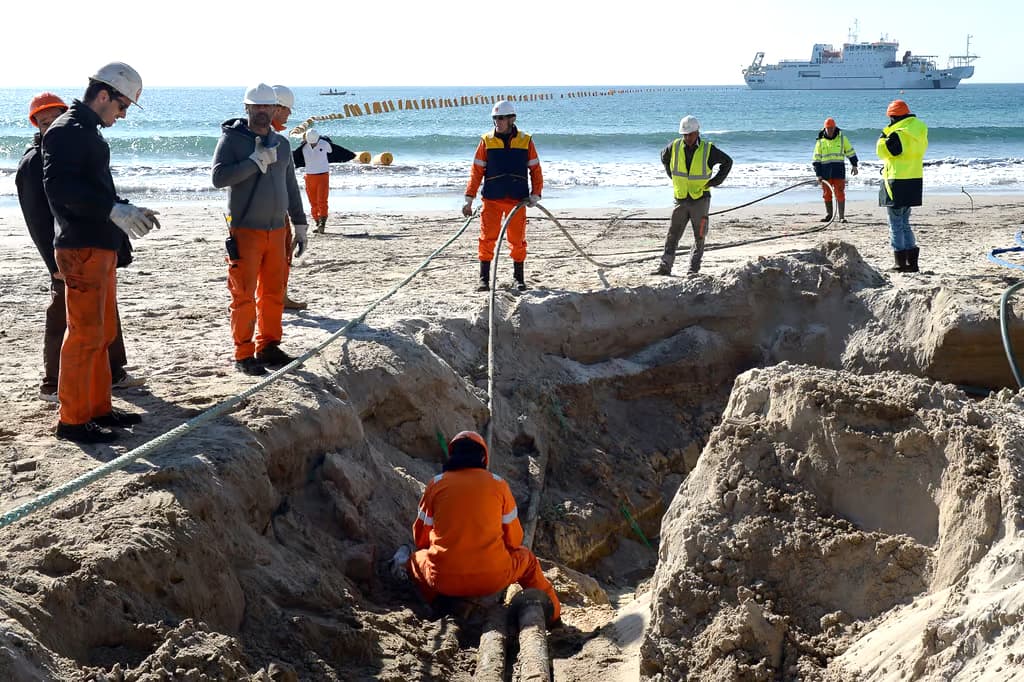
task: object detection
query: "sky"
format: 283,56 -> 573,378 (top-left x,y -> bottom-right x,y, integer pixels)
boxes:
4,0 -> 1019,87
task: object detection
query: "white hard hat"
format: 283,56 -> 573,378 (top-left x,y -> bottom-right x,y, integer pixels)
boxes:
243,83 -> 278,106
272,84 -> 294,109
679,115 -> 700,134
305,129 -> 320,144
91,62 -> 143,106
491,100 -> 516,117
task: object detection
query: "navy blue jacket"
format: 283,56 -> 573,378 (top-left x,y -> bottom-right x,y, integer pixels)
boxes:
42,101 -> 131,254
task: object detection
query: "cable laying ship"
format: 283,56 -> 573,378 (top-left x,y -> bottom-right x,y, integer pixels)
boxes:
743,34 -> 978,90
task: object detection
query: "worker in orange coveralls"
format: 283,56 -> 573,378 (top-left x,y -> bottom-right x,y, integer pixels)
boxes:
401,430 -> 561,623
462,100 -> 543,292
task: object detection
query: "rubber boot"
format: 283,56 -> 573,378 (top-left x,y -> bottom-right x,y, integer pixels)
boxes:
838,201 -> 846,223
477,261 -> 490,291
820,200 -> 833,222
513,261 -> 528,291
905,247 -> 920,273
890,250 -> 908,272
284,291 -> 308,311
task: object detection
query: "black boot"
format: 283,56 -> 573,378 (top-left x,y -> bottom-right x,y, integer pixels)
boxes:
478,261 -> 490,291
838,201 -> 846,223
513,262 -> 528,291
820,200 -> 833,222
905,247 -> 919,273
890,250 -> 908,272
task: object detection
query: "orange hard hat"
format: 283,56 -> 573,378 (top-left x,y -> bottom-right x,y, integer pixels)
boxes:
28,92 -> 68,127
448,430 -> 488,466
824,117 -> 836,128
886,99 -> 910,117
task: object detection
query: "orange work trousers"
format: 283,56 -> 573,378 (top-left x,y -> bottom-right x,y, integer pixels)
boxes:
408,545 -> 561,621
821,178 -> 846,202
227,227 -> 288,360
479,198 -> 527,263
305,172 -> 330,222
55,248 -> 118,426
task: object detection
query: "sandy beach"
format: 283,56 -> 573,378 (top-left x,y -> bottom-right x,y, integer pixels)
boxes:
2,193 -> 1024,680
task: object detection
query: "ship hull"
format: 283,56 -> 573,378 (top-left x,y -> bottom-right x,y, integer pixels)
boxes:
746,64 -> 974,91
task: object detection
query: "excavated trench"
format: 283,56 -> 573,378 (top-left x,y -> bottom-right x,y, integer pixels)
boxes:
1,241 -> 1022,680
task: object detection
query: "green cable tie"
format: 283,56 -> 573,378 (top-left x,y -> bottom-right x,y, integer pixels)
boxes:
620,502 -> 654,550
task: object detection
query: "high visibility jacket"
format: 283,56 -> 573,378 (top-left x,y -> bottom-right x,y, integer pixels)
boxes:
465,127 -> 543,201
412,468 -> 523,580
812,130 -> 858,180
877,115 -> 928,207
670,138 -> 714,200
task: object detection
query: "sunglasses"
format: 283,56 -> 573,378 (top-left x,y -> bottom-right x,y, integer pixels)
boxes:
114,97 -> 131,113
492,114 -> 514,121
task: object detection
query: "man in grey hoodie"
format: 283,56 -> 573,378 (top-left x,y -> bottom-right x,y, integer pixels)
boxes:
212,83 -> 309,376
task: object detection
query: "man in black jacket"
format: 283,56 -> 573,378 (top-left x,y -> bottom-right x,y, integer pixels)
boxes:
42,63 -> 159,444
16,92 -> 142,404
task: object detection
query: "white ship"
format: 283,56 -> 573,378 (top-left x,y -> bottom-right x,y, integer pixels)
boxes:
743,34 -> 977,90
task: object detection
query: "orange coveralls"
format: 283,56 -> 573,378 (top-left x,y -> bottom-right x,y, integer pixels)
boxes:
408,468 -> 561,620
465,131 -> 543,263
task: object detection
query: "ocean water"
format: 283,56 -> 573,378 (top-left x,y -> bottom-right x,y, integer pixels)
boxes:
1,84 -> 1022,211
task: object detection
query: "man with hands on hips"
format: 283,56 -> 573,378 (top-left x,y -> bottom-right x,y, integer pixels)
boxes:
42,62 -> 156,444
212,83 -> 309,377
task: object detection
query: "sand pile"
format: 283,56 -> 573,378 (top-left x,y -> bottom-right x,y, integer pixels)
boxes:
641,363 -> 1024,680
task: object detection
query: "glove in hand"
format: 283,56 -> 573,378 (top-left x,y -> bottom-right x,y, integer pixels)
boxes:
462,197 -> 474,217
527,194 -> 541,207
293,223 -> 308,258
249,137 -> 278,173
110,203 -> 159,238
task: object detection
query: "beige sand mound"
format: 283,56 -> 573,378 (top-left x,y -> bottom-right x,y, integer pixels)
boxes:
642,363 -> 1024,681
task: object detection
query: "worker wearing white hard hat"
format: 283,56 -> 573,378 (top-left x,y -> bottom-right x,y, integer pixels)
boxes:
654,114 -> 733,276
41,62 -> 158,443
267,84 -> 308,312
462,100 -> 544,292
212,84 -> 310,376
293,126 -> 356,233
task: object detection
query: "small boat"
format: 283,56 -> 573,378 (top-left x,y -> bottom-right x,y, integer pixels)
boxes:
319,88 -> 348,96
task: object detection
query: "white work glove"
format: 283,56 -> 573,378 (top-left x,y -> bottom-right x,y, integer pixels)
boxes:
248,137 -> 278,174
462,196 -> 474,217
110,203 -> 160,238
527,194 -> 541,208
293,223 -> 308,258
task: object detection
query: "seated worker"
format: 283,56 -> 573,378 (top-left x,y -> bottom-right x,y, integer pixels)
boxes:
403,430 -> 561,623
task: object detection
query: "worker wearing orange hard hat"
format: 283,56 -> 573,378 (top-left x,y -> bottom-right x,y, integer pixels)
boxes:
812,116 -> 859,223
400,430 -> 561,624
877,99 -> 928,273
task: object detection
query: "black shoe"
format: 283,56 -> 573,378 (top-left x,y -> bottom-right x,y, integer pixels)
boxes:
255,344 -> 295,368
820,215 -> 833,222
93,408 -> 143,428
477,279 -> 489,292
514,279 -> 528,291
653,266 -> 671,276
56,420 -> 118,443
236,356 -> 267,376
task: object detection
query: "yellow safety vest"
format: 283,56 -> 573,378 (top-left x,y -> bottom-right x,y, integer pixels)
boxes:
877,117 -> 928,200
670,138 -> 714,200
813,133 -> 855,165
